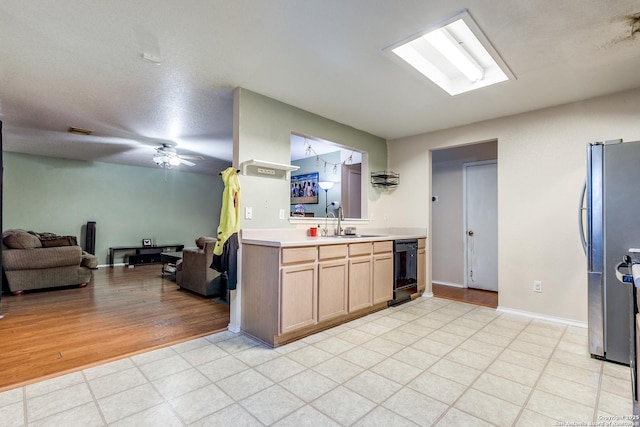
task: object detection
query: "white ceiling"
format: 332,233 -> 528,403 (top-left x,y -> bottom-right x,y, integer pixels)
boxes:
1,1 -> 639,175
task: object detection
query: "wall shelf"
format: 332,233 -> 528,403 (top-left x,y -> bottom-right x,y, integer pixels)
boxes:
371,171 -> 399,188
240,159 -> 300,180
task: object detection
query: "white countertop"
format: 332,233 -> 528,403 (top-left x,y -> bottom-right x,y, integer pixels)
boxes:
240,227 -> 427,247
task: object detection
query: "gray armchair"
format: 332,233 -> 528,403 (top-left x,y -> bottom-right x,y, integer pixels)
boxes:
175,237 -> 221,297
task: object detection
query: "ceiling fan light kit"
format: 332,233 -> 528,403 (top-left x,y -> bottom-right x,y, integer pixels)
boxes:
153,144 -> 203,169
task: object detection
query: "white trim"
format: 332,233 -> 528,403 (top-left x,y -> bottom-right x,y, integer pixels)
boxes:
497,306 -> 587,328
227,324 -> 241,333
432,281 -> 465,288
421,292 -> 434,298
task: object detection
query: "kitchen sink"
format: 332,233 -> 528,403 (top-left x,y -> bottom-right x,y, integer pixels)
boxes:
334,234 -> 385,238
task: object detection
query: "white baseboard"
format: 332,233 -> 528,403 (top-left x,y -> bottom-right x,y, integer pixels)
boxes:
227,324 -> 241,333
497,306 -> 587,328
97,263 -> 125,268
421,292 -> 434,298
432,281 -> 465,288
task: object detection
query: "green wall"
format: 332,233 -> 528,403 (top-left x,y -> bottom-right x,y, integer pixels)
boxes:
3,152 -> 223,265
235,88 -> 386,229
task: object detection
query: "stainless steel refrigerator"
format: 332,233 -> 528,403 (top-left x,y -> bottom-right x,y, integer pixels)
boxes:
581,139 -> 640,364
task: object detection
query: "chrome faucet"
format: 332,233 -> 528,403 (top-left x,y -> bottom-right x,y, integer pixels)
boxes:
323,212 -> 335,237
335,207 -> 344,236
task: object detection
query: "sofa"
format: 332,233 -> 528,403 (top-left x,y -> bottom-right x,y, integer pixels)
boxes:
2,229 -> 98,294
176,236 -> 221,297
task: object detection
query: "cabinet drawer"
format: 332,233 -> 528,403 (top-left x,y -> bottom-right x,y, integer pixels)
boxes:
319,244 -> 348,260
373,241 -> 393,254
418,238 -> 426,249
282,247 -> 317,264
349,242 -> 372,257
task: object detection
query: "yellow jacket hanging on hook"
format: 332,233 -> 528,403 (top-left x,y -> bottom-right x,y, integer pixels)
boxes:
214,167 -> 240,256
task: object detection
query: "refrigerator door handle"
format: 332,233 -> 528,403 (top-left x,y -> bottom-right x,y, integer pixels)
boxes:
579,179 -> 587,255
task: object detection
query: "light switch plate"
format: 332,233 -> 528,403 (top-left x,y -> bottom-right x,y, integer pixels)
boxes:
245,206 -> 253,220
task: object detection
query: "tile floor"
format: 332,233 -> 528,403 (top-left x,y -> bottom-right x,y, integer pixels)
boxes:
0,297 -> 635,426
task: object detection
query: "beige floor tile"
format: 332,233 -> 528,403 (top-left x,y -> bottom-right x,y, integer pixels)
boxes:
254,355 -> 307,382
151,367 -> 211,400
335,329 -> 376,345
413,316 -> 447,330
392,346 -> 440,370
445,348 -> 494,371
168,383 -> 233,424
517,331 -> 560,348
0,400 -> 24,427
109,403 -> 182,427
514,408 -> 559,426
89,367 -> 148,400
25,372 -> 85,399
556,339 -> 590,356
498,348 -> 548,371
481,324 -> 521,339
487,360 -> 541,387
312,386 -> 376,426
525,389 -> 594,422
427,330 -> 467,347
96,383 -> 163,424
544,361 -> 601,388
240,384 -> 305,425
190,403 -> 262,427
454,388 -> 521,427
169,336 -> 211,354
353,406 -> 419,426
428,359 -> 481,386
369,316 -> 408,330
339,346 -> 388,369
29,402 -> 103,427
136,354 -> 191,381
279,370 -> 338,402
508,338 -> 555,359
312,356 -> 364,383
379,329 -> 422,346
233,344 -> 284,366
215,369 -> 273,400
600,368 -> 633,397
370,358 -> 423,385
490,317 -> 529,331
423,311 -> 458,323
214,333 -> 261,354
435,407 -> 496,427
439,323 -> 477,338
450,317 -> 488,330
407,372 -> 467,405
386,310 -> 421,322
603,361 -> 631,380
360,337 -> 406,357
196,354 -> 249,382
301,331 -> 332,344
471,331 -> 513,348
382,387 -> 448,426
180,342 -> 230,366
457,338 -> 503,359
472,372 -> 532,406
273,338 -> 308,355
535,373 -> 597,407
410,337 -> 455,357
597,389 -> 635,417
0,388 -> 23,408
344,371 -> 402,403
551,348 -> 602,372
286,345 -> 334,368
27,382 -> 94,423
273,404 -> 341,427
396,321 -> 435,338
524,324 -> 565,339
312,336 -> 357,355
82,358 -> 135,382
130,346 -> 177,366
355,322 -> 393,336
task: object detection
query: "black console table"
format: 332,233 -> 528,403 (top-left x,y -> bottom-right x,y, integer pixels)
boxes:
108,244 -> 184,267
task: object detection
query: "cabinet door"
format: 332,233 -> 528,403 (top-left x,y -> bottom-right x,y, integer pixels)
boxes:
280,264 -> 317,334
318,260 -> 348,322
373,253 -> 393,304
418,248 -> 426,293
349,257 -> 372,312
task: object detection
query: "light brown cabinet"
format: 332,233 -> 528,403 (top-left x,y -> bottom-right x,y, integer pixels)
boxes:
417,238 -> 426,293
242,239 -> 395,347
373,249 -> 393,304
318,245 -> 348,322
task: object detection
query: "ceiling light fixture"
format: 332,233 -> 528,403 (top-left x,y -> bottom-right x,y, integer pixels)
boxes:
385,9 -> 514,95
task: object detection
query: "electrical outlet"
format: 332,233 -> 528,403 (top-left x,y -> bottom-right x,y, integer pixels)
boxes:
279,209 -> 285,220
533,280 -> 543,293
245,206 -> 253,220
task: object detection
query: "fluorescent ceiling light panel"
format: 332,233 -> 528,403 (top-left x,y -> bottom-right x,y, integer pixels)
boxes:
387,10 -> 514,95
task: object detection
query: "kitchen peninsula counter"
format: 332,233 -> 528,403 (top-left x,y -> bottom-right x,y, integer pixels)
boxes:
240,227 -> 427,347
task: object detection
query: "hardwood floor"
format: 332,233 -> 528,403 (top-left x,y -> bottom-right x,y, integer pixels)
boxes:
0,265 -> 230,392
432,283 -> 498,308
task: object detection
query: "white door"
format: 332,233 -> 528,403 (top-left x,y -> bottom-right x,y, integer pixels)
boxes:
464,161 -> 498,291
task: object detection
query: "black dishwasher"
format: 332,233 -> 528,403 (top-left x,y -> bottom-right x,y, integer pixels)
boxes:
389,239 -> 418,306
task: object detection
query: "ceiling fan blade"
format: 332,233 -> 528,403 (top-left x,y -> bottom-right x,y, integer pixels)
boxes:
178,154 -> 204,160
179,158 -> 196,167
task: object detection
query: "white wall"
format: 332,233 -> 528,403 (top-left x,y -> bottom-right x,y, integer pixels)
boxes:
386,88 -> 640,322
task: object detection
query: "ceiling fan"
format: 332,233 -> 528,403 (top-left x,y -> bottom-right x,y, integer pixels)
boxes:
153,143 -> 204,168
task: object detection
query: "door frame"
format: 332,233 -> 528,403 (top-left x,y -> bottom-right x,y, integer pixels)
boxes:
462,160 -> 498,290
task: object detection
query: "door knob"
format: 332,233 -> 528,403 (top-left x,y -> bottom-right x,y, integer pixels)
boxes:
468,231 -> 474,236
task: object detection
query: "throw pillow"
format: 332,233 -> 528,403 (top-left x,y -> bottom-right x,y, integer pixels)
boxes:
2,229 -> 43,249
